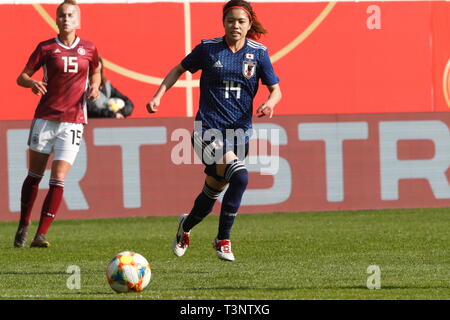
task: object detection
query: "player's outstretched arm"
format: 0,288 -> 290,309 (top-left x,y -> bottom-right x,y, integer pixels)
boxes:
87,63 -> 101,101
146,64 -> 186,114
17,67 -> 47,96
256,83 -> 282,118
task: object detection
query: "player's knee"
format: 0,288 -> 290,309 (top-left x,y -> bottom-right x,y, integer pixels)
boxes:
232,170 -> 248,192
225,160 -> 248,189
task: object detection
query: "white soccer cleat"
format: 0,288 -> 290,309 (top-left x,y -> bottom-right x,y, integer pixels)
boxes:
213,238 -> 235,261
172,214 -> 190,257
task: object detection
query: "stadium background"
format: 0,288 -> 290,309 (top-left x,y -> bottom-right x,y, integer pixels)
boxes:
1,0 -> 450,220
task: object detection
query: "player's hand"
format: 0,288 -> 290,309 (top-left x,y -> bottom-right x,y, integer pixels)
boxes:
146,98 -> 160,114
256,102 -> 274,119
87,86 -> 100,101
115,112 -> 125,119
31,81 -> 47,96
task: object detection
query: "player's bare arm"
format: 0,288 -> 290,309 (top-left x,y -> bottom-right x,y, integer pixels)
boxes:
16,67 -> 47,96
146,64 -> 186,113
257,83 -> 282,118
87,64 -> 101,101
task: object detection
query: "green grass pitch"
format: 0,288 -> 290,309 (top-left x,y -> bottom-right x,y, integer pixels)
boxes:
0,208 -> 449,300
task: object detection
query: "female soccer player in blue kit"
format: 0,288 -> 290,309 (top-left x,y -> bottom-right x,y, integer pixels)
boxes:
146,0 -> 282,261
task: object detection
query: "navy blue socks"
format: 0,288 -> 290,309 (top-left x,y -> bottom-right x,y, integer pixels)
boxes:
218,160 -> 248,240
183,183 -> 222,232
183,160 -> 249,240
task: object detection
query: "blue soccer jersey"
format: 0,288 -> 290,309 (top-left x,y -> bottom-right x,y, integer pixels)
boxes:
181,37 -> 280,135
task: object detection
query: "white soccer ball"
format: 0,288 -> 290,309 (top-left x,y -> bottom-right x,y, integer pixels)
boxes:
107,97 -> 125,112
106,251 -> 152,293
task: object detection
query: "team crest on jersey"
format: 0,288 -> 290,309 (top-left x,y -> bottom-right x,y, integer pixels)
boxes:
242,61 -> 256,79
77,47 -> 86,55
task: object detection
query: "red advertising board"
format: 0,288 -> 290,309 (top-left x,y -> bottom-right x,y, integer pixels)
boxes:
2,113 -> 450,221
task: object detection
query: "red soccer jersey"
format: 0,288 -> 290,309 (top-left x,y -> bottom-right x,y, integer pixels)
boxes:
25,36 -> 99,124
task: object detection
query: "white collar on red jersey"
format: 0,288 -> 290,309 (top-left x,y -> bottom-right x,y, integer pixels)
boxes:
55,36 -> 80,50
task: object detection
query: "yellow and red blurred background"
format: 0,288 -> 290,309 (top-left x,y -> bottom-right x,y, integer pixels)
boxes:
2,1 -> 450,119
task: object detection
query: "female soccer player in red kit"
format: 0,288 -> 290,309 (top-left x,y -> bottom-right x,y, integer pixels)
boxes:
14,0 -> 101,248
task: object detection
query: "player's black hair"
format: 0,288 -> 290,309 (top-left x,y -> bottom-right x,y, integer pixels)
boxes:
223,0 -> 268,40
